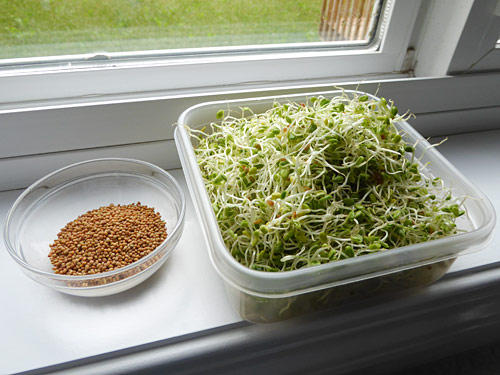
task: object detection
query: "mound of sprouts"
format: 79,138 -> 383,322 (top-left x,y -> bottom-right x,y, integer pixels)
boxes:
188,92 -> 466,272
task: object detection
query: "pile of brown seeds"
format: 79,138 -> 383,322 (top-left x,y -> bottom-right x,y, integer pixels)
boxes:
48,202 -> 167,276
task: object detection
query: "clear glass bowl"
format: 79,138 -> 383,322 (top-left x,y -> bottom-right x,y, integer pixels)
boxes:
3,158 -> 186,297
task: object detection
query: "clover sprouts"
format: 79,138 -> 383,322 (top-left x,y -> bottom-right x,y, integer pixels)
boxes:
188,92 -> 465,272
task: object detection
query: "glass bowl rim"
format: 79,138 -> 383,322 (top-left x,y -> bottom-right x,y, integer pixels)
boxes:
3,157 -> 186,282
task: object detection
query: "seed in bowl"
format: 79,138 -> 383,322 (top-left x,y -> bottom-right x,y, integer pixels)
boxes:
48,202 -> 167,275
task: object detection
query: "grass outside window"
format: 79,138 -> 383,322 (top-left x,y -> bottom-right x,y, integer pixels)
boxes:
0,0 -> 324,59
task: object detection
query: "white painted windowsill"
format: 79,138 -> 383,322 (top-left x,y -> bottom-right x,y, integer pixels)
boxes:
1,129 -> 499,374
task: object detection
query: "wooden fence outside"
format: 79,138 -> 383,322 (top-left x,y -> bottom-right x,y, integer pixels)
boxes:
319,0 -> 381,42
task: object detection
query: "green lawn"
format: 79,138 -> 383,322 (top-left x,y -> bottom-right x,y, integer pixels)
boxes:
0,0 -> 324,59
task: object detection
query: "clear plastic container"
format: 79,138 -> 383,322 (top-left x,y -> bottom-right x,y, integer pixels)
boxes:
175,90 -> 495,323
3,158 -> 186,297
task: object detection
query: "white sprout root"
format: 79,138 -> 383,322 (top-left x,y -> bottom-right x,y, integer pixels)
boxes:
188,92 -> 466,272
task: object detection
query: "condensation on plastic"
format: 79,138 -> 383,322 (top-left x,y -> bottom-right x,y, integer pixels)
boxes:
175,90 -> 496,322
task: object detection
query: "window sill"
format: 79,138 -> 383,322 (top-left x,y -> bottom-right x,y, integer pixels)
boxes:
1,128 -> 500,374
2,73 -> 500,192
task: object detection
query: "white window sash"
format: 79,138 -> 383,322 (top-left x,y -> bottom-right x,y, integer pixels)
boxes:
448,0 -> 500,74
0,0 -> 420,106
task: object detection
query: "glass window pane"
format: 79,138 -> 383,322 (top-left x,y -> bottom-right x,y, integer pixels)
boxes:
0,0 -> 383,61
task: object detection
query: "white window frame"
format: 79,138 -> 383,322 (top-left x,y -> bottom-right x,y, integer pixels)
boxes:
0,0 -> 420,106
412,0 -> 500,77
447,0 -> 500,73
2,0 -> 500,192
